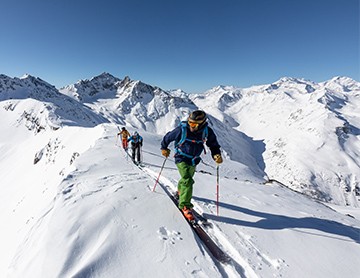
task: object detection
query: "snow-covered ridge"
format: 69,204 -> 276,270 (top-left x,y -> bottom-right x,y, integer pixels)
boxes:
191,76 -> 360,207
59,72 -> 122,102
60,73 -> 199,135
0,74 -> 57,100
321,76 -> 360,93
0,74 -> 108,131
2,72 -> 360,207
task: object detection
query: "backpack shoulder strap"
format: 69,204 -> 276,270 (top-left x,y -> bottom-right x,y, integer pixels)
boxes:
202,126 -> 208,142
176,121 -> 188,146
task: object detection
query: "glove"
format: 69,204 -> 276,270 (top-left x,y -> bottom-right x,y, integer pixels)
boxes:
213,154 -> 223,164
161,149 -> 171,157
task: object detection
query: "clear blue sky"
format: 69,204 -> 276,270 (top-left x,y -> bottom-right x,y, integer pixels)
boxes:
1,0 -> 359,93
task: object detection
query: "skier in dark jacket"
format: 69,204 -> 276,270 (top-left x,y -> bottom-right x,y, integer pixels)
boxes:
128,131 -> 143,164
160,110 -> 223,221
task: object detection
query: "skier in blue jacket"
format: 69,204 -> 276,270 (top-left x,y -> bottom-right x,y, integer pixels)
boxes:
128,131 -> 143,164
161,110 -> 223,221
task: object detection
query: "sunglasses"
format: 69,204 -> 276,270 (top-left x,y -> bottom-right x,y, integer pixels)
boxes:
188,121 -> 200,128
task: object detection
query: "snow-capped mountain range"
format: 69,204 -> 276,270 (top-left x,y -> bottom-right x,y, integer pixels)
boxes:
190,76 -> 360,207
5,72 -> 358,207
1,72 -> 360,277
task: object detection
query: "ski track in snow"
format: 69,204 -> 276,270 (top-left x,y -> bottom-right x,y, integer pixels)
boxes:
136,149 -> 301,278
139,165 -> 260,278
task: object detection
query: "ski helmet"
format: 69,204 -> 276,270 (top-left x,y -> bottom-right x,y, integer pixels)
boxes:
134,131 -> 138,136
122,127 -> 125,130
188,110 -> 207,129
188,110 -> 207,123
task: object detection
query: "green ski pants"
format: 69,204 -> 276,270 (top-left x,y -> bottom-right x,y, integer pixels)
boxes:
176,162 -> 196,209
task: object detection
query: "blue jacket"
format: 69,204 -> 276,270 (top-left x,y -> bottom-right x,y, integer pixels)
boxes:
161,122 -> 221,165
128,134 -> 143,147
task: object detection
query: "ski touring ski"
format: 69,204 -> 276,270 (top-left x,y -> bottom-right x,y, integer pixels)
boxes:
155,180 -> 231,264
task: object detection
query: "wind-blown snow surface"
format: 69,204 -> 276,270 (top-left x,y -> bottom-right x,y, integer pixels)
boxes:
1,73 -> 360,277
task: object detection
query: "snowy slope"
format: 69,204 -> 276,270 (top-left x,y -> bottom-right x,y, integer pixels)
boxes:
60,73 -> 196,135
191,77 -> 360,207
0,74 -> 107,130
1,73 -> 360,278
2,124 -> 359,278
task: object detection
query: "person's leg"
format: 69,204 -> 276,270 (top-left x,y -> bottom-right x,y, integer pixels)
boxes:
176,162 -> 196,209
132,146 -> 136,160
136,145 -> 141,162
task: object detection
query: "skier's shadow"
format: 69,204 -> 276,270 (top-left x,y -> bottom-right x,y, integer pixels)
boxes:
193,197 -> 360,244
142,149 -> 163,157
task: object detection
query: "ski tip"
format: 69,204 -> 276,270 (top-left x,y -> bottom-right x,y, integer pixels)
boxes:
199,221 -> 213,228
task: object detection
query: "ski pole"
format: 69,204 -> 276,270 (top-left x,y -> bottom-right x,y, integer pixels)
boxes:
216,164 -> 220,216
116,125 -> 121,147
152,157 -> 167,192
125,145 -> 128,161
140,145 -> 143,163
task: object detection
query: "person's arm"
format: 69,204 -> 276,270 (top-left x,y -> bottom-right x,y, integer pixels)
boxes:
161,126 -> 181,150
206,127 -> 221,156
